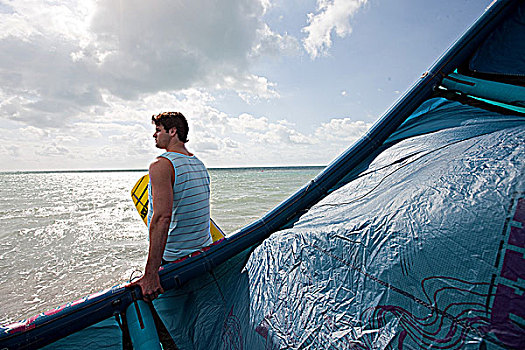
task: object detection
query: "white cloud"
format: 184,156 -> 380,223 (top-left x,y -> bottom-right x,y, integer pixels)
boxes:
214,74 -> 280,104
0,0 -> 294,130
188,112 -> 373,167
0,0 -> 377,170
302,0 -> 368,58
3,144 -> 20,158
87,0 -> 266,95
226,114 -> 313,146
228,113 -> 269,133
251,23 -> 301,58
315,117 -> 372,142
36,143 -> 71,157
20,126 -> 49,139
0,88 -> 373,170
255,120 -> 313,145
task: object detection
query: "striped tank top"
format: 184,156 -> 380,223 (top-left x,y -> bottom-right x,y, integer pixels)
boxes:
147,152 -> 212,261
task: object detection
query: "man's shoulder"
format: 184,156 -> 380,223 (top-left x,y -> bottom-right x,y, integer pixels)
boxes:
149,157 -> 172,173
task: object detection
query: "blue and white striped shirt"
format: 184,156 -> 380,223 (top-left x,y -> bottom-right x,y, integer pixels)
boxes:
147,152 -> 212,261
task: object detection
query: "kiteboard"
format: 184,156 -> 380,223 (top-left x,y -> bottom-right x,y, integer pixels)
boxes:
131,174 -> 225,242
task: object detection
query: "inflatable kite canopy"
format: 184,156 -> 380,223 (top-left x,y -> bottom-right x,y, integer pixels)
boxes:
1,0 -> 524,349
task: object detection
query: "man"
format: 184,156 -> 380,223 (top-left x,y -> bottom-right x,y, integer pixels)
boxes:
130,112 -> 212,301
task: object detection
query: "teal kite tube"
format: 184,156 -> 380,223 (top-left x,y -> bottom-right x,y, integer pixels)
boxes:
125,300 -> 161,350
441,72 -> 525,107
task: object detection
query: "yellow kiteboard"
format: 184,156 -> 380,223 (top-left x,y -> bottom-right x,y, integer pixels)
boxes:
131,174 -> 225,242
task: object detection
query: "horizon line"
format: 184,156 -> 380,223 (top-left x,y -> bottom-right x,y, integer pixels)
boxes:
1,165 -> 327,174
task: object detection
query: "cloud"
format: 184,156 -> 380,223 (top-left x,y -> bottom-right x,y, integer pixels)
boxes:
3,145 -> 19,158
226,114 -> 313,146
0,0 -> 375,171
193,112 -> 372,167
255,120 -> 313,145
20,126 -> 50,139
0,0 -> 293,129
36,143 -> 71,157
315,117 -> 372,142
302,0 -> 368,58
251,23 -> 301,58
0,88 -> 373,170
214,74 -> 280,104
228,113 -> 269,133
89,0 -> 265,95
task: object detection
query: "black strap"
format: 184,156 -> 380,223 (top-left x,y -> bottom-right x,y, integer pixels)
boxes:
147,302 -> 179,350
116,301 -> 178,350
114,313 -> 133,350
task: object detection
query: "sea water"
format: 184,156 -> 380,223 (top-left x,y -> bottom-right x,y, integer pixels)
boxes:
0,167 -> 323,324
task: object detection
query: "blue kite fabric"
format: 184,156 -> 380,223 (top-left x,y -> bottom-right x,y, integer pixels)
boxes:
239,98 -> 525,349
44,98 -> 524,349
468,1 -> 525,77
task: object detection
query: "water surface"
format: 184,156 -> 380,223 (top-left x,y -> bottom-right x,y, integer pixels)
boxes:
0,167 -> 323,324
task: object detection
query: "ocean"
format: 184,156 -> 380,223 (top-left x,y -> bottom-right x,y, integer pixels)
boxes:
0,167 -> 323,324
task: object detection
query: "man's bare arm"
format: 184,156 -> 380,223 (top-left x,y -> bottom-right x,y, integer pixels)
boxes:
128,158 -> 173,301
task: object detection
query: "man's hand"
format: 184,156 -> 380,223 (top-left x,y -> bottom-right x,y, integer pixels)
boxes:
127,271 -> 165,302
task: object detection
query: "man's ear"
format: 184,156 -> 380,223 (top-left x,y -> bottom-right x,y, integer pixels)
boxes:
169,127 -> 178,137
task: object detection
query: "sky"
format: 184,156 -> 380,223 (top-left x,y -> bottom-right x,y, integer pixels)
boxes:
0,0 -> 494,171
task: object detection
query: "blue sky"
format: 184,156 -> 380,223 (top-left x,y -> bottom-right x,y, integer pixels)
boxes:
0,0 -> 493,171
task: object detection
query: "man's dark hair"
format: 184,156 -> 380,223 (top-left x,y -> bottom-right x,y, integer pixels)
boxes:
152,112 -> 189,143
